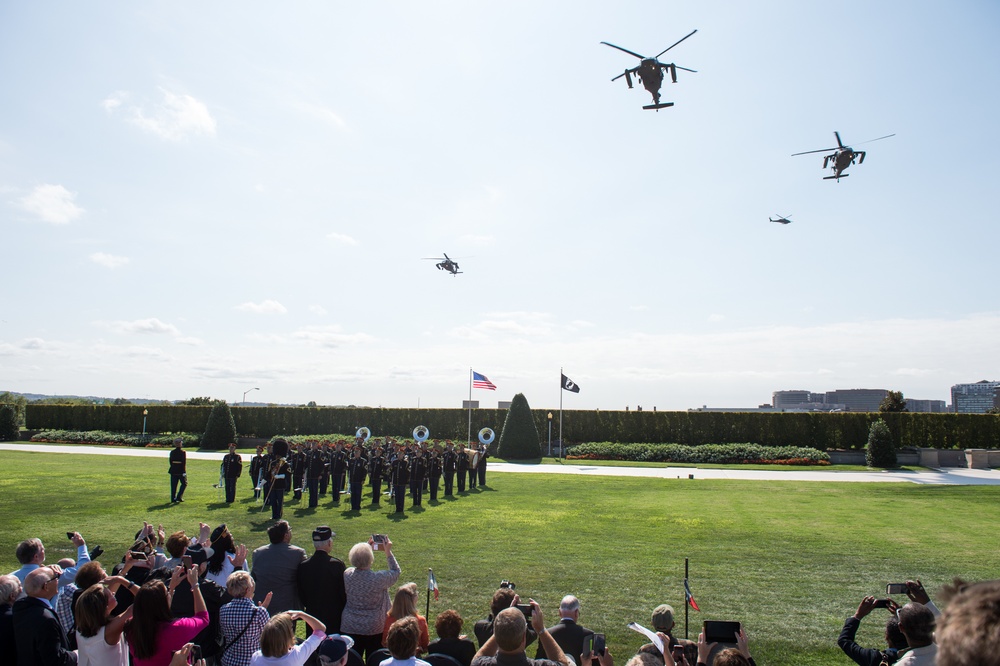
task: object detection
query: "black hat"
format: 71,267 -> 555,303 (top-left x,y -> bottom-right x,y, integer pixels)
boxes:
312,526 -> 334,541
186,543 -> 214,565
317,634 -> 355,663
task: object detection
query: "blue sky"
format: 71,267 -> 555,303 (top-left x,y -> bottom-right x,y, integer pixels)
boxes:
2,1 -> 998,410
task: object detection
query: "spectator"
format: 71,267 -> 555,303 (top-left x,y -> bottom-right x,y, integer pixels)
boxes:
428,609 -> 477,666
250,610 -> 326,665
696,627 -> 755,666
316,634 -> 355,666
535,595 -> 593,666
164,532 -> 192,569
251,521 -> 306,616
471,600 -> 572,666
382,583 -> 430,653
12,566 -> 77,665
838,596 -> 907,666
895,603 -> 937,665
297,526 -> 347,634
342,538 -> 400,661
936,578 -> 1000,666
206,524 -> 249,588
383,615 -> 432,666
474,588 -> 537,649
75,581 -> 135,665
0,574 -> 22,665
125,567 -> 209,666
10,533 -> 90,591
647,605 -> 695,666
220,570 -> 271,666
161,546 -> 232,665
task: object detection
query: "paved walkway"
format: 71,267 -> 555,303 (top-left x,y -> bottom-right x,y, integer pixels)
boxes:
3,443 -> 998,485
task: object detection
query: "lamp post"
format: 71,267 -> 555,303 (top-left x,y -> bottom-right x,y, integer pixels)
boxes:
547,412 -> 553,457
242,387 -> 259,406
142,409 -> 148,441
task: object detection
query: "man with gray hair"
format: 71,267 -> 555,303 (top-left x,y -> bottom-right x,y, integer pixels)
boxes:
473,599 -> 573,666
12,566 -> 77,665
535,595 -> 594,666
895,602 -> 937,665
298,525 -> 348,633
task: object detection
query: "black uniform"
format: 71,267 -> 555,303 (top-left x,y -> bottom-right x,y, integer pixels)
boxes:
249,450 -> 265,499
456,448 -> 469,493
222,450 -> 243,503
291,448 -> 307,500
319,446 -> 332,495
348,452 -> 368,511
169,445 -> 187,502
477,444 -> 489,486
391,453 -> 410,513
268,457 -> 290,519
410,453 -> 427,507
306,447 -> 326,508
368,449 -> 386,504
443,447 -> 457,496
330,448 -> 347,503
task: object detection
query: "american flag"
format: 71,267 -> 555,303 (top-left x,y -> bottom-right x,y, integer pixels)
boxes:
472,371 -> 497,390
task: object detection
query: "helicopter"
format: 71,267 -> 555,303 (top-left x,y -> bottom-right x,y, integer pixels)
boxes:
791,131 -> 895,181
601,29 -> 697,110
769,214 -> 793,225
423,253 -> 462,276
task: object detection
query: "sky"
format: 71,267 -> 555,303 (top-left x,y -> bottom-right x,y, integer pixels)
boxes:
2,1 -> 999,411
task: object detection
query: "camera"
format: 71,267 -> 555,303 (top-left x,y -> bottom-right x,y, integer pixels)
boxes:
515,603 -> 532,618
129,551 -> 148,561
499,580 -> 515,590
89,545 -> 104,560
886,583 -> 908,595
872,599 -> 893,609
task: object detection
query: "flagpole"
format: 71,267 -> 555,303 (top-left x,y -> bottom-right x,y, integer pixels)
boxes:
684,558 -> 689,639
468,368 -> 473,447
426,568 -> 432,618
559,367 -> 564,459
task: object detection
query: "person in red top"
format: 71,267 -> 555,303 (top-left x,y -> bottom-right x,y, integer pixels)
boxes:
382,583 -> 429,654
126,566 -> 209,666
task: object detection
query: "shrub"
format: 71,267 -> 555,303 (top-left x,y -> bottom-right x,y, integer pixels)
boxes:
865,419 -> 896,468
29,430 -> 200,447
497,393 -> 542,459
565,442 -> 830,465
202,401 -> 237,450
0,404 -> 19,441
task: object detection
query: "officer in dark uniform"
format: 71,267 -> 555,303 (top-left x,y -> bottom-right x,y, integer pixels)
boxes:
169,437 -> 187,503
428,447 -> 443,501
306,442 -> 326,508
347,445 -> 368,511
319,441 -> 332,496
249,445 -> 266,499
291,442 -> 307,500
409,448 -> 427,507
390,445 -> 410,514
266,439 -> 291,520
330,442 -> 347,504
222,443 -> 243,503
368,442 -> 386,505
443,442 -> 457,497
468,443 -> 478,490
456,443 -> 469,493
477,443 -> 489,486
259,442 -> 274,504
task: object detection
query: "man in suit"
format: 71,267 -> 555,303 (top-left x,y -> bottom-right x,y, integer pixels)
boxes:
12,566 -> 77,665
169,437 -> 187,503
535,595 -> 594,666
297,526 -> 347,634
250,520 -> 306,616
222,443 -> 243,503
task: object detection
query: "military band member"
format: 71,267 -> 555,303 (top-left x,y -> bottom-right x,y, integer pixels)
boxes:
456,443 -> 469,493
348,446 -> 368,511
169,437 -> 187,503
306,442 -> 326,508
477,443 -> 489,486
410,447 -> 427,507
222,443 -> 243,503
319,441 -> 332,496
467,442 -> 478,490
291,442 -> 307,500
443,442 -> 457,497
428,447 -> 443,502
249,445 -> 266,499
330,441 -> 348,503
391,445 -> 410,514
368,442 -> 386,505
267,442 -> 291,520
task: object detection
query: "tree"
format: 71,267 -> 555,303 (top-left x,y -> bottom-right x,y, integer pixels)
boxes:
0,392 -> 27,427
865,418 -> 896,468
0,404 -> 19,441
180,396 -> 218,406
879,391 -> 908,413
202,401 -> 238,450
497,393 -> 541,459
112,397 -> 133,405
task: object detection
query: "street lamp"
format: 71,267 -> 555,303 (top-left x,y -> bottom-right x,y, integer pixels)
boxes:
242,387 -> 260,406
142,409 -> 148,441
547,412 -> 553,457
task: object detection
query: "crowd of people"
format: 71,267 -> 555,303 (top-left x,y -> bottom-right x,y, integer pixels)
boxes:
2,522 -> 996,666
171,436 -> 492,518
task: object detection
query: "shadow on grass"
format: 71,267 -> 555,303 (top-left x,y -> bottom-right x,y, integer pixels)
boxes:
205,502 -> 231,510
476,485 -> 497,492
386,511 -> 409,522
147,502 -> 177,511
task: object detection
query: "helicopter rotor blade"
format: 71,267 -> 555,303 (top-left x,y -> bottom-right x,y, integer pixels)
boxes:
600,42 -> 647,60
791,147 -> 837,156
654,29 -> 698,59
673,65 -> 697,73
855,133 -> 896,146
834,131 -> 844,148
611,67 -> 639,82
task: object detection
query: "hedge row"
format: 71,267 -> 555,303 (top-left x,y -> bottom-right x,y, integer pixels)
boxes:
29,430 -> 201,448
566,442 -> 831,465
23,405 -> 1000,451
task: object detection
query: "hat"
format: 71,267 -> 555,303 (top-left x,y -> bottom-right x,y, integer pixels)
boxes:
317,634 -> 355,663
186,543 -> 214,565
210,524 -> 230,545
651,604 -> 675,631
313,526 -> 334,541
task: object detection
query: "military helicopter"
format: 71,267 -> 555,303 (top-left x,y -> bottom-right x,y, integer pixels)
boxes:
423,253 -> 462,276
601,29 -> 698,110
769,214 -> 793,225
792,131 -> 895,181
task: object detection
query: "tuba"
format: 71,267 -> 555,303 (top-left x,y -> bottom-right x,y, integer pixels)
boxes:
413,425 -> 430,443
478,427 -> 495,446
356,426 -> 371,442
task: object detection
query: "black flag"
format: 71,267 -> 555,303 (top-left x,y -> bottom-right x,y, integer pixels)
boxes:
561,373 -> 580,393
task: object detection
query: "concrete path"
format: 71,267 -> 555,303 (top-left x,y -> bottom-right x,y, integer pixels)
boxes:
3,443 -> 998,486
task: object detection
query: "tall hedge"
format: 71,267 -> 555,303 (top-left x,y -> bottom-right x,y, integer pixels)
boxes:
866,419 -> 897,468
0,405 -> 19,441
202,402 -> 238,450
497,393 -> 541,459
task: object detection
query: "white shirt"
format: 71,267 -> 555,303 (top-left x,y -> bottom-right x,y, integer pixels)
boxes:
250,631 -> 325,665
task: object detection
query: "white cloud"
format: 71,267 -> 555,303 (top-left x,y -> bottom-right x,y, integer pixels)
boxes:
89,252 -> 130,269
101,318 -> 181,336
451,312 -> 555,341
17,184 -> 84,224
327,232 -> 359,246
296,102 -> 348,130
20,338 -> 47,350
309,305 -> 328,316
235,300 -> 288,315
292,325 -> 374,348
708,313 -> 726,322
104,88 -> 216,141
175,336 -> 204,346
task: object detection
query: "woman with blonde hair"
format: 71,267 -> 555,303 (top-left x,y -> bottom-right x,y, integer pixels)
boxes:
341,537 -> 400,661
249,610 -> 326,665
381,583 -> 429,653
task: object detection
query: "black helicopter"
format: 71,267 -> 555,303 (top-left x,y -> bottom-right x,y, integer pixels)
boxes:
423,253 -> 462,276
792,131 -> 895,181
601,30 -> 697,110
769,214 -> 793,225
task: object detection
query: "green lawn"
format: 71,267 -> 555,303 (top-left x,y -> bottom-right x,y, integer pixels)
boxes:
0,449 -> 994,666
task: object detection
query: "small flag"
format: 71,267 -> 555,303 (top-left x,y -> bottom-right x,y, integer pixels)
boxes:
472,371 -> 497,391
684,578 -> 700,612
561,373 -> 580,393
428,569 -> 440,600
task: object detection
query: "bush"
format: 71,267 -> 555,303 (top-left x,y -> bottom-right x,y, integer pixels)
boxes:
29,430 -> 200,448
497,393 -> 542,459
202,401 -> 237,450
865,419 -> 897,468
566,442 -> 830,465
0,404 -> 19,441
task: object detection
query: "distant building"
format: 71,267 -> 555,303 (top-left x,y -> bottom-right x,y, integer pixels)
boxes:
950,381 -> 1000,413
823,389 -> 888,412
905,398 -> 947,413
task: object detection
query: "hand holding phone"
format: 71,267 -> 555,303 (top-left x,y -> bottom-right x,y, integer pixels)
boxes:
593,634 -> 606,657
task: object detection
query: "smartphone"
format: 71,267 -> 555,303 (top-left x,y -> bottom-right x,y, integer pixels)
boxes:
872,598 -> 892,609
66,532 -> 75,540
671,645 -> 685,662
516,603 -> 532,618
703,620 -> 741,644
129,551 -> 148,561
593,634 -> 606,657
887,583 -> 908,595
182,555 -> 193,570
372,534 -> 387,550
583,634 -> 594,656
190,644 -> 202,662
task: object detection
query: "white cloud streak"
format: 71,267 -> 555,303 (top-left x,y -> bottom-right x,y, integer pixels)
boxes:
235,300 -> 288,315
103,88 -> 216,141
90,252 -> 130,269
17,184 -> 84,224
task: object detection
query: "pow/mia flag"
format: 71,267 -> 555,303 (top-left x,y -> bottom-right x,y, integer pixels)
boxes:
561,373 -> 580,393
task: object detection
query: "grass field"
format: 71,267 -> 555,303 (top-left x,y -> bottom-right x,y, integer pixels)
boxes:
1,449 -> 996,666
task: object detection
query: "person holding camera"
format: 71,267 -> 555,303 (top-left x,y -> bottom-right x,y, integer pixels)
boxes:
838,596 -> 907,666
471,599 -> 572,666
696,627 -> 754,666
474,586 -> 538,650
341,537 -> 400,661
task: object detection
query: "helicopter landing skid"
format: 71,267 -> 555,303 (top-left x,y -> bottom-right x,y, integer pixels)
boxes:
642,102 -> 675,111
823,174 -> 848,180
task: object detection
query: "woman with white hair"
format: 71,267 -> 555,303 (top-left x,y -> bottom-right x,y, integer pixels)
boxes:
341,537 -> 400,661
1,574 -> 22,665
